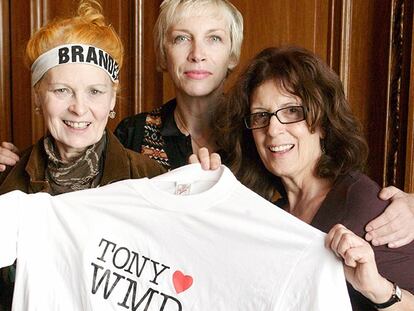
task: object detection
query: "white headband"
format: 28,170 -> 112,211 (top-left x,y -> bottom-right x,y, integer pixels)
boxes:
31,44 -> 120,86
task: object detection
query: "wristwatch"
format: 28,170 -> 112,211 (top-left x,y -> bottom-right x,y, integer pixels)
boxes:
371,282 -> 402,309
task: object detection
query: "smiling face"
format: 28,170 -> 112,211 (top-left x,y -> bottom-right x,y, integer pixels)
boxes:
250,80 -> 323,182
164,4 -> 237,98
36,64 -> 116,161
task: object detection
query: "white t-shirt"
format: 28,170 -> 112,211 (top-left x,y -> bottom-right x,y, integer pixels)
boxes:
0,164 -> 351,310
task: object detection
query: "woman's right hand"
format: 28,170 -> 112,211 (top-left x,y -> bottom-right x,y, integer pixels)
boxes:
0,142 -> 20,172
188,147 -> 221,170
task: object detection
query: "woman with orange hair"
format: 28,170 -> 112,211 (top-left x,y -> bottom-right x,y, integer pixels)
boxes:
0,1 -> 165,309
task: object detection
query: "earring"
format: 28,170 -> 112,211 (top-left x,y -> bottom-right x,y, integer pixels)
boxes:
34,106 -> 41,113
109,110 -> 116,119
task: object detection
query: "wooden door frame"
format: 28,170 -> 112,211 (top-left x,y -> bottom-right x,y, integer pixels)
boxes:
404,10 -> 414,192
0,0 -> 11,143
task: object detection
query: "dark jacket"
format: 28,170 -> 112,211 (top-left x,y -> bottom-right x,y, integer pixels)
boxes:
0,130 -> 166,195
114,99 -> 193,170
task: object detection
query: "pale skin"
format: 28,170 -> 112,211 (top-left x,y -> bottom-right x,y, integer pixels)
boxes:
0,64 -> 116,164
327,224 -> 414,310
365,186 -> 414,248
34,64 -> 117,162
163,4 -> 237,154
188,147 -> 221,170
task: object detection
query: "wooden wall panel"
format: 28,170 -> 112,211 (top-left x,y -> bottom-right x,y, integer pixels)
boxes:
228,0 -> 331,90
0,0 -> 11,143
383,0 -> 413,188
116,0 -> 162,117
405,22 -> 414,192
403,1 -> 414,192
339,0 -> 392,185
10,0 -> 34,149
101,0 -> 135,129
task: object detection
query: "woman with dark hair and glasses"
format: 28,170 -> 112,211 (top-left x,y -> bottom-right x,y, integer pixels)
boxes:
214,46 -> 414,310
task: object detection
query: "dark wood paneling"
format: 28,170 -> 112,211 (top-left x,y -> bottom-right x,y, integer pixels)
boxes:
10,0 -> 34,149
103,0 -> 134,129
384,0 -> 413,188
106,0 -> 162,126
328,0 -> 344,73
230,0 -> 331,89
340,1 -> 392,186
121,0 -> 163,116
0,0 -> 11,143
403,0 -> 414,192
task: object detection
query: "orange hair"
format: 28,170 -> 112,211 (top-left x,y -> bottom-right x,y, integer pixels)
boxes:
25,0 -> 123,69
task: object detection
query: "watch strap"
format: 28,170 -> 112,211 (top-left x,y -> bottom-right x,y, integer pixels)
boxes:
371,282 -> 402,309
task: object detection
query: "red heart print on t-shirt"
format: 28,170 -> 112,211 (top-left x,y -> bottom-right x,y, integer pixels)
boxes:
173,270 -> 193,294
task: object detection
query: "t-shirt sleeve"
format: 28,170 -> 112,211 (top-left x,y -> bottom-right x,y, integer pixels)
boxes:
274,237 -> 352,310
0,190 -> 23,268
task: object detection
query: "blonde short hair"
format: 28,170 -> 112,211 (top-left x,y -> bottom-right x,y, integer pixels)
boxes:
154,0 -> 243,71
26,0 -> 123,70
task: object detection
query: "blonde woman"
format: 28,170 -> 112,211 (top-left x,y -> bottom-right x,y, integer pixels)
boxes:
115,0 -> 243,169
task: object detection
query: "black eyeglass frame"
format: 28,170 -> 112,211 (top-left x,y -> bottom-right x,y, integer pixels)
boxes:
244,105 -> 306,130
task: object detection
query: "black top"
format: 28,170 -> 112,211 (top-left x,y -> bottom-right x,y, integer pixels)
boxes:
114,99 -> 193,170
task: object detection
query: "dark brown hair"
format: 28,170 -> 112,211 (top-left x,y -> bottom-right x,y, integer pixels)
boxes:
215,46 -> 368,200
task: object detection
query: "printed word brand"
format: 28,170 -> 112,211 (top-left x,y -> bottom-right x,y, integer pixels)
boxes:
58,45 -> 119,80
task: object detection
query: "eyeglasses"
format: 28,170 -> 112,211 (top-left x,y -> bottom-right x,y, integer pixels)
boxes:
244,106 -> 306,129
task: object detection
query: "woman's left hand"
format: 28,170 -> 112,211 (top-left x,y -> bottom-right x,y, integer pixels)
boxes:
188,147 -> 222,170
365,186 -> 414,248
326,224 -> 394,304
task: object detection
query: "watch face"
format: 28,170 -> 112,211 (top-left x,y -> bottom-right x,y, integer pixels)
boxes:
395,284 -> 402,300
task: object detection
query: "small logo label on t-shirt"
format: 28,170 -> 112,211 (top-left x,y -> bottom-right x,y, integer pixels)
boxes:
175,183 -> 191,195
